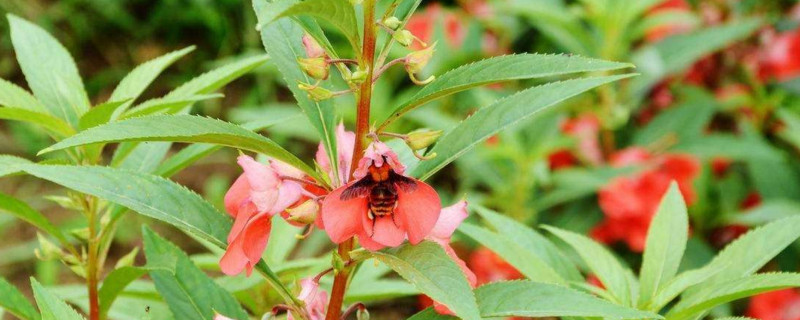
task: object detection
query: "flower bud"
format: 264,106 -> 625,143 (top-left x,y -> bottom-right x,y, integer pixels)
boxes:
298,57 -> 330,80
357,308 -> 370,320
302,34 -> 326,58
35,233 -> 62,261
285,199 -> 319,225
393,29 -> 415,47
383,16 -> 402,30
115,247 -> 139,269
71,227 -> 90,242
406,129 -> 443,151
405,44 -> 436,74
332,251 -> 345,272
347,67 -> 369,85
70,264 -> 87,278
298,82 -> 334,101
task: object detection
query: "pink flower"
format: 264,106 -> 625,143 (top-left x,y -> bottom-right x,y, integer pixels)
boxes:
321,142 -> 442,251
220,155 -> 306,276
316,124 -> 356,185
758,28 -> 800,82
747,289 -> 800,320
288,278 -> 328,320
561,114 -> 603,166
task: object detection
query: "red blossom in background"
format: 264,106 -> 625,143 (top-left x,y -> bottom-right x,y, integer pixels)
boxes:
468,247 -> 523,284
592,148 -> 700,252
406,3 -> 501,54
747,289 -> 800,320
758,27 -> 800,82
644,0 -> 695,43
548,114 -> 602,170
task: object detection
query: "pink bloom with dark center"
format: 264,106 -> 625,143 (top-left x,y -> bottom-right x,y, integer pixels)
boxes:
321,142 -> 441,251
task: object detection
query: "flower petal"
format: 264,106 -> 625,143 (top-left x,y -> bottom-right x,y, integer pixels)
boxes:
228,202 -> 257,244
429,200 -> 468,241
240,213 -> 272,270
357,232 -> 388,251
271,181 -> 304,214
224,174 -> 250,217
238,155 -> 280,191
270,160 -> 305,180
362,215 -> 406,249
321,185 -> 368,243
395,179 -> 441,244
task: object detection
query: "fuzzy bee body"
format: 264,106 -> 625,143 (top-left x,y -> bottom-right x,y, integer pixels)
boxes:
368,182 -> 399,218
340,164 -> 417,233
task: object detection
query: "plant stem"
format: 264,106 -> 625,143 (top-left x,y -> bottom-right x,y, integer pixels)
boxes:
326,1 -> 377,319
85,196 -> 100,320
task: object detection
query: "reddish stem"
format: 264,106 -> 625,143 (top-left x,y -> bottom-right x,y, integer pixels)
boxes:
325,1 -> 377,319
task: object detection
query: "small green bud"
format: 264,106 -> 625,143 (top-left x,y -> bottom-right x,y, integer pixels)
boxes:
302,34 -> 326,58
347,67 -> 369,85
35,233 -> 62,261
383,16 -> 402,30
393,29 -> 415,47
357,308 -> 370,320
285,199 -> 319,225
69,264 -> 87,278
406,129 -> 443,150
115,247 -> 139,269
298,57 -> 330,80
298,82 -> 334,101
70,227 -> 90,242
405,43 -> 436,73
332,251 -> 345,272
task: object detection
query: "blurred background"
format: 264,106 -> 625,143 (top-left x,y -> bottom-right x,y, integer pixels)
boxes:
2,0 -> 800,319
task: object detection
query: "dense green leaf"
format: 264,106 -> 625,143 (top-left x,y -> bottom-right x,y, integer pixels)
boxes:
649,264 -> 725,311
412,74 -> 635,180
77,100 -> 131,130
535,165 -> 638,211
165,55 -> 268,100
731,200 -> 800,226
499,2 -> 592,55
0,277 -> 39,320
261,0 -> 360,52
0,192 -> 69,247
688,216 -> 800,292
253,7 -> 340,185
0,78 -> 46,111
476,281 -> 661,319
8,14 -> 90,126
121,94 -> 223,119
475,206 -> 583,281
0,107 -> 75,137
39,115 -> 319,181
633,96 -> 716,146
31,279 -> 85,320
459,223 -> 566,284
669,273 -> 800,320
544,226 -> 636,306
370,241 -> 481,320
379,55 -> 633,129
408,308 -> 458,320
674,134 -> 784,162
142,227 -> 248,320
0,155 -> 32,177
639,183 -> 689,307
345,279 -> 419,303
98,266 -> 148,320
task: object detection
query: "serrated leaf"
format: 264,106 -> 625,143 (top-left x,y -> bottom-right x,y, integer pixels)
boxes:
668,273 -> 800,320
98,266 -> 148,320
408,308 -> 458,320
8,14 -> 90,126
459,223 -> 566,285
0,192 -> 70,247
261,0 -> 360,52
78,99 -> 131,130
31,278 -> 85,320
544,226 -> 636,306
639,183 -> 689,307
121,94 -> 224,119
686,216 -> 800,293
142,227 -> 248,320
0,277 -> 39,320
633,95 -> 716,146
370,241 -> 481,320
412,74 -> 635,180
476,281 -> 662,319
0,155 -> 32,178
39,115 -> 319,181
379,54 -> 633,129
253,8 -> 340,185
0,107 -> 75,137
730,200 -> 800,226
648,266 -> 725,311
474,206 -> 582,281
165,55 -> 268,100
0,78 -> 46,112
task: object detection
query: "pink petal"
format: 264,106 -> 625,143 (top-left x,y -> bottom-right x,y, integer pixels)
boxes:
441,243 -> 478,287
270,181 -> 304,214
361,214 -> 406,249
357,232 -> 388,251
241,213 -> 272,269
316,124 -> 356,185
353,142 -> 406,179
429,200 -> 468,241
270,160 -> 305,180
321,185 -> 369,243
395,179 -> 441,244
237,155 -> 279,191
228,202 -> 258,243
224,174 -> 250,217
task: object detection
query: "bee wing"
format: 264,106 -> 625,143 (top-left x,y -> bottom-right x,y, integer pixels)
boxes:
340,177 -> 375,200
390,171 -> 418,192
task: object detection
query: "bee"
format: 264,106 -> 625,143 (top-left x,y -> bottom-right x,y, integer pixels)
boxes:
340,161 -> 417,235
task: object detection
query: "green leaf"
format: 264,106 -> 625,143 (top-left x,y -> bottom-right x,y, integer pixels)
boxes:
544,226 -> 636,306
474,206 -> 583,281
631,18 -> 761,98
639,183 -> 689,307
0,155 -> 32,178
730,200 -> 800,226
459,223 -> 566,285
39,115 -> 319,181
370,241 -> 481,320
261,0 -> 360,52
142,227 -> 248,320
109,46 -> 195,115
674,134 -> 783,162
345,280 -> 419,303
688,216 -> 800,292
77,99 -> 131,130
535,165 -> 638,211
633,94 -> 716,146
408,308 -> 458,320
476,281 -> 662,319
98,266 -> 148,320
8,14 -> 90,126
0,78 -> 46,111
121,94 -> 224,119
253,8 -> 340,185
165,55 -> 268,100
379,54 -> 633,129
0,192 -> 70,247
648,266 -> 725,311
31,278 -> 85,320
411,74 -> 635,180
0,277 -> 39,320
668,273 -> 800,320
0,107 -> 75,137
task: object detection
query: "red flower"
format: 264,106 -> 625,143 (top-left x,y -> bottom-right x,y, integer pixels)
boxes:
644,0 -> 695,43
468,247 -> 523,284
548,149 -> 578,171
711,157 -> 732,178
592,148 -> 700,252
747,289 -> 800,320
406,4 -> 465,50
321,142 -> 442,251
758,28 -> 800,82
